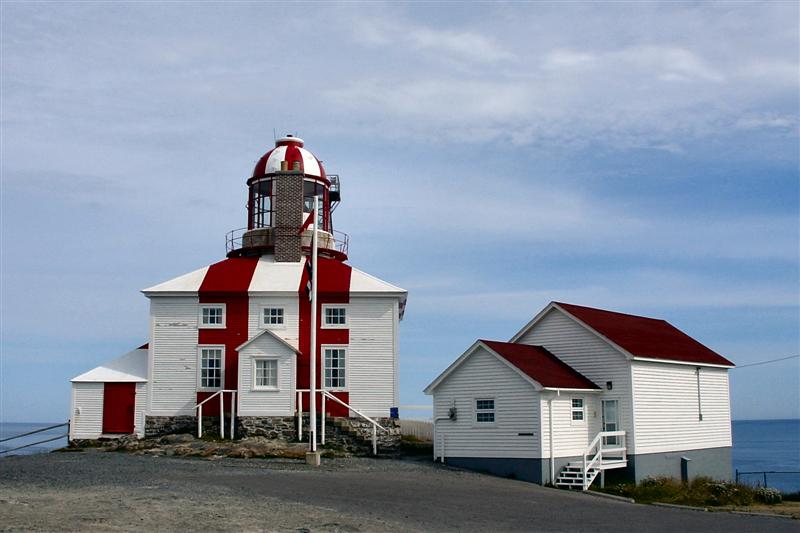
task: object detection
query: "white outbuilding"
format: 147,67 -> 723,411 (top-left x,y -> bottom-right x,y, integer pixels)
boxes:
424,302 -> 735,489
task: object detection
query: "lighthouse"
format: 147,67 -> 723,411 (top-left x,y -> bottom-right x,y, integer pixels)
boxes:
231,134 -> 345,262
69,136 -> 407,452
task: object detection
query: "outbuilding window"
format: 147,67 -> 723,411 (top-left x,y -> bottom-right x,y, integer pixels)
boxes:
571,398 -> 585,421
199,305 -> 225,328
475,399 -> 495,423
262,307 -> 284,327
322,305 -> 347,328
324,347 -> 346,389
253,358 -> 278,390
198,347 -> 224,390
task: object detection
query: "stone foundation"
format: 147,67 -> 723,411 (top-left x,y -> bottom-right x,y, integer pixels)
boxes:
237,415 -> 401,455
237,416 -> 297,441
145,415 -> 220,438
143,414 -> 401,456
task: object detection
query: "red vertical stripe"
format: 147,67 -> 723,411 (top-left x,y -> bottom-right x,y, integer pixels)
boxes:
298,257 -> 352,416
284,145 -> 304,173
197,258 -> 259,412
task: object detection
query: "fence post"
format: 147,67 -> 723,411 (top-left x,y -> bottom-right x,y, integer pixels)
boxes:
735,469 -> 739,484
764,472 -> 768,488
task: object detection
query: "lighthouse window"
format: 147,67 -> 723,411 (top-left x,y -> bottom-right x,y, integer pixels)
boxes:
198,347 -> 224,390
324,347 -> 346,389
199,305 -> 225,328
303,180 -> 325,227
253,358 -> 278,390
322,305 -> 347,328
250,179 -> 273,228
262,307 -> 285,327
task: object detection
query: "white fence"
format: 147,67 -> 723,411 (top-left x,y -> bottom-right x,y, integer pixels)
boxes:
398,419 -> 433,442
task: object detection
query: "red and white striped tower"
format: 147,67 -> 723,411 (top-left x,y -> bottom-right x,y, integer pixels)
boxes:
229,135 -> 345,263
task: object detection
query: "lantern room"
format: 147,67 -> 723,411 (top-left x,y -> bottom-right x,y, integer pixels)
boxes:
227,135 -> 347,261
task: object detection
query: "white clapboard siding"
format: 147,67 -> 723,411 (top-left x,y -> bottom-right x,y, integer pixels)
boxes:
540,394 -> 601,457
148,296 -> 199,416
237,334 -> 295,416
632,362 -> 731,453
70,383 -> 104,439
433,347 -> 540,458
248,295 -> 300,349
517,308 -> 636,452
346,297 -> 396,418
134,383 -> 147,438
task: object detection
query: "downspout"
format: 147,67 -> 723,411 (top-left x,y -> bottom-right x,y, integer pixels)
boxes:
549,389 -> 562,484
433,416 -> 450,463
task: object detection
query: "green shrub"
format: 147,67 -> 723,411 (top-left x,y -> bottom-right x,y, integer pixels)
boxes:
600,476 -> 757,506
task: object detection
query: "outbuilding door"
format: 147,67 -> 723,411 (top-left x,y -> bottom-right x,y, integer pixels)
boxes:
102,383 -> 136,434
602,399 -> 619,446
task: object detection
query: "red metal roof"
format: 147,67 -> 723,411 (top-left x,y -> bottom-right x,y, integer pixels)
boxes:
554,302 -> 735,366
480,340 -> 600,390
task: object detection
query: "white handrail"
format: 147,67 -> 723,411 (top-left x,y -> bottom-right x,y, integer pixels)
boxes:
582,430 -> 626,490
295,389 -> 387,455
194,390 -> 237,439
321,391 -> 386,431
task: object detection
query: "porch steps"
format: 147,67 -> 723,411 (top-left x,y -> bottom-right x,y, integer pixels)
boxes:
554,459 -> 628,490
555,462 -> 599,489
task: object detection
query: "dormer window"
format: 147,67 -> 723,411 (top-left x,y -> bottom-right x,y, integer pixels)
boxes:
199,304 -> 225,328
262,307 -> 285,327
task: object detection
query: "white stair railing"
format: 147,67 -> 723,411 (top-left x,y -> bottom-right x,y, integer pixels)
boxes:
581,430 -> 627,490
295,389 -> 387,455
194,390 -> 237,439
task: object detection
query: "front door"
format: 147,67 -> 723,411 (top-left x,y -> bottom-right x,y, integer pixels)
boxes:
602,399 -> 619,447
102,383 -> 136,434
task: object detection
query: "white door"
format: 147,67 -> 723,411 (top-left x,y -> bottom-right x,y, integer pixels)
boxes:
602,399 -> 619,447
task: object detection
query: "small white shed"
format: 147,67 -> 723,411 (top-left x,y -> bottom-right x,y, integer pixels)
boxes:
70,346 -> 148,440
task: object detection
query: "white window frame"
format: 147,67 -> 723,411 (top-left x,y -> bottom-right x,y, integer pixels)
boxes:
322,345 -> 347,390
261,307 -> 285,329
197,345 -> 225,392
571,397 -> 585,424
474,397 -> 496,426
252,357 -> 279,391
321,304 -> 348,329
199,304 -> 226,329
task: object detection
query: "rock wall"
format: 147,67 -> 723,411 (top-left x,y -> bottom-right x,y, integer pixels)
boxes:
237,416 -> 297,441
141,414 -> 401,456
145,415 -> 219,437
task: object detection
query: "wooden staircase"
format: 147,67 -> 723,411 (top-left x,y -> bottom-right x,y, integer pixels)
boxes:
554,431 -> 627,490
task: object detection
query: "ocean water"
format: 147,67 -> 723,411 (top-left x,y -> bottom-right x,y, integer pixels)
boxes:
732,419 -> 800,494
2,419 -> 798,492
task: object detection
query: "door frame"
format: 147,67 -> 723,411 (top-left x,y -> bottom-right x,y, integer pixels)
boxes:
601,399 -> 620,447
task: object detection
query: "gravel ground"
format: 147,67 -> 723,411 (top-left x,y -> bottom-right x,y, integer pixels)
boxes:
0,450 -> 796,532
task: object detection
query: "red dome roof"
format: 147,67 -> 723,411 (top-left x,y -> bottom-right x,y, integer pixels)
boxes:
252,135 -> 326,179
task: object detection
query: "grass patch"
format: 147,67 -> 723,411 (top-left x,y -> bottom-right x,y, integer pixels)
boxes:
599,477 -> 787,507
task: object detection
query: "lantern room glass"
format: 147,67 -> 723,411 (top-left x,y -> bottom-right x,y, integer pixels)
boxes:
249,179 -> 273,229
303,180 -> 327,230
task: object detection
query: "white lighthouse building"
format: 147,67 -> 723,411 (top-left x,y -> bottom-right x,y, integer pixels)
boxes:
70,136 -> 407,444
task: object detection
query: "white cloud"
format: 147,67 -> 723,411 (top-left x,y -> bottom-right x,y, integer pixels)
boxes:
323,4 -> 797,150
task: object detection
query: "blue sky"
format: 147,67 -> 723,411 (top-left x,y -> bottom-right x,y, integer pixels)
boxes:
1,2 -> 797,423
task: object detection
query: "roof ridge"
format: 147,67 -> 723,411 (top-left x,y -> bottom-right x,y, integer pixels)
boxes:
554,301 -> 667,322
